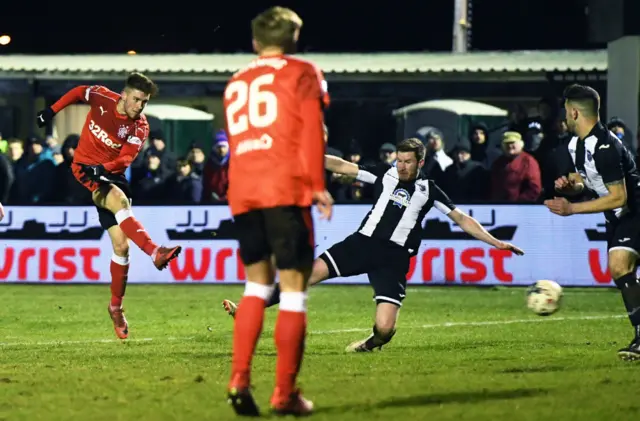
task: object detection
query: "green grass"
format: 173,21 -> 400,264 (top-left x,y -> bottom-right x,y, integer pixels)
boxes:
0,284 -> 637,421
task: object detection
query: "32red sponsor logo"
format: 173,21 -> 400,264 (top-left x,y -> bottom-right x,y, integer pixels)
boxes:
89,120 -> 121,149
0,247 -> 101,281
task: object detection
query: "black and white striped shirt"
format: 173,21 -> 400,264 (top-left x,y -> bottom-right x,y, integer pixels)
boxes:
355,162 -> 456,255
566,122 -> 640,221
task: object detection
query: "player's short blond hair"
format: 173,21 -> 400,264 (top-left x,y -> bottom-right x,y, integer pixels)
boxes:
251,6 -> 302,51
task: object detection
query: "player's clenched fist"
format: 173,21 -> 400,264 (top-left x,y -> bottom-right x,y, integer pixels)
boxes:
0,202 -> 5,222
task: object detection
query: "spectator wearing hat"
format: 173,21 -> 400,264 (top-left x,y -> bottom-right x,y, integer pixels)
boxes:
469,122 -> 501,169
607,117 -> 635,155
442,142 -> 489,202
490,131 -> 542,203
149,129 -> 177,173
415,128 -> 452,187
378,142 -> 397,165
12,135 -> 57,203
187,142 -> 207,176
202,129 -> 230,202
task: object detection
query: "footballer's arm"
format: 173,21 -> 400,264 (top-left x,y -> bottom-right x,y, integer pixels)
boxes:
568,179 -> 627,214
567,144 -> 628,214
324,155 -> 359,177
37,85 -> 99,127
447,209 -> 524,255
50,86 -> 94,113
102,141 -> 141,173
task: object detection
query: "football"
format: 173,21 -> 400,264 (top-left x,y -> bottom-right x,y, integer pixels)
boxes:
526,280 -> 563,316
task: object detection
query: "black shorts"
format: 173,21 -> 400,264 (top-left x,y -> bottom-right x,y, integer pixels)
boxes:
606,214 -> 640,258
95,174 -> 132,230
233,206 -> 314,270
319,232 -> 410,307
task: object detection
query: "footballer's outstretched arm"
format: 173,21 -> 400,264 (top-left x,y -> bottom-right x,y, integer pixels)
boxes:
324,155 -> 359,177
430,181 -> 524,254
51,86 -> 92,113
447,209 -> 525,255
37,86 -> 92,127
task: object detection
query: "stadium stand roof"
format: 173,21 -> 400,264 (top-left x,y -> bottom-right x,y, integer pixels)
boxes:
0,50 -> 607,81
393,99 -> 508,117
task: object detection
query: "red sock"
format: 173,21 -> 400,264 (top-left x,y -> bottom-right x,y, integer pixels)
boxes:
230,296 -> 267,387
275,296 -> 307,396
115,209 -> 158,256
109,254 -> 129,308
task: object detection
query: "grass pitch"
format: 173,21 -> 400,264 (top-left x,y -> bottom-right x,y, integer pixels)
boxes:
0,284 -> 637,421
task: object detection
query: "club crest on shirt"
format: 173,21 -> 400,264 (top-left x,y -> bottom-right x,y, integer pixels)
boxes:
117,125 -> 129,139
390,188 -> 411,208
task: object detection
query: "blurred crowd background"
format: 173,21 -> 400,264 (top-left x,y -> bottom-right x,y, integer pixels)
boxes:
0,93 -> 636,206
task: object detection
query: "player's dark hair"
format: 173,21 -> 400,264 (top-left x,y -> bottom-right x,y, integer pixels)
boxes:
251,6 -> 302,52
397,138 -> 426,161
125,72 -> 158,96
563,84 -> 600,117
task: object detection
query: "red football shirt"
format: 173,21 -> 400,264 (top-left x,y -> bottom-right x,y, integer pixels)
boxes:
223,55 -> 329,216
51,85 -> 149,174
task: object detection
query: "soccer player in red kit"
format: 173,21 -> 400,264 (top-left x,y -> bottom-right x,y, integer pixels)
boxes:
36,73 -> 182,340
223,6 -> 333,417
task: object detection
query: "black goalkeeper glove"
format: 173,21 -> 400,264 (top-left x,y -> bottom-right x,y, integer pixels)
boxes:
36,107 -> 55,128
78,164 -> 108,183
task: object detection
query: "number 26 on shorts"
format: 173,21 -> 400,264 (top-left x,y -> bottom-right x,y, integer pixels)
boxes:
225,74 -> 278,136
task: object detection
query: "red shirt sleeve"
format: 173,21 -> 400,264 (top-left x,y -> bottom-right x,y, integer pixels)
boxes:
297,65 -> 327,193
102,120 -> 148,173
50,86 -> 90,113
51,85 -> 113,113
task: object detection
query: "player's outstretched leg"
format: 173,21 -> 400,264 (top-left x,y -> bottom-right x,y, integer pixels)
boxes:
228,262 -> 275,417
346,302 -> 399,353
222,258 -> 330,318
611,253 -> 640,360
107,226 -> 130,339
93,185 -> 181,271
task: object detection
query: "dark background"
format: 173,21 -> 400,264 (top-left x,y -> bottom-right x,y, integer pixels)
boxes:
0,0 -> 600,54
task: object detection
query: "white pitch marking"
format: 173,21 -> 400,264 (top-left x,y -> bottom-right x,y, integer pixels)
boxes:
0,315 -> 624,347
309,314 -> 625,335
